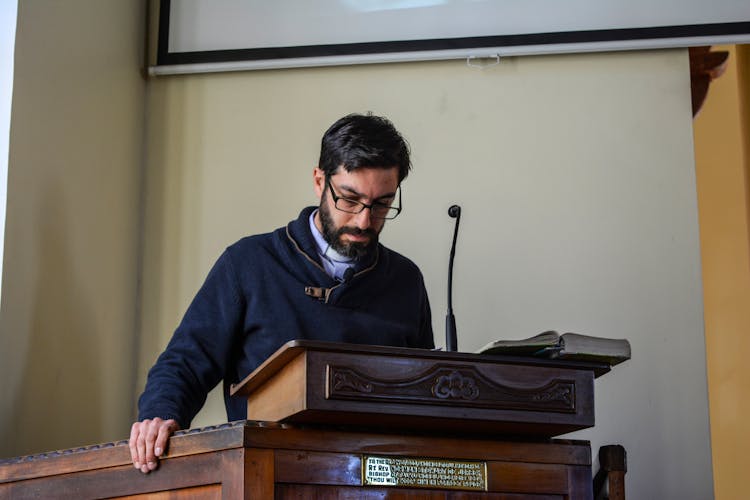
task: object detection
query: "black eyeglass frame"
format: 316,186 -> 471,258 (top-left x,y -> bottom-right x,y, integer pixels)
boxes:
325,177 -> 403,220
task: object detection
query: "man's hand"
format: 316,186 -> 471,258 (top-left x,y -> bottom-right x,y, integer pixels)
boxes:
129,418 -> 180,474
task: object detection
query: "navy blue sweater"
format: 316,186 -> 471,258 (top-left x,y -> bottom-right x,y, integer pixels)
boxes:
138,207 -> 434,428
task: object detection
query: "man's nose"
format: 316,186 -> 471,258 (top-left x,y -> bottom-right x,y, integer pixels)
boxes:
354,207 -> 372,229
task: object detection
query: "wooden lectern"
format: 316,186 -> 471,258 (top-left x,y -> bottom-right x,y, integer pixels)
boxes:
1,341 -> 611,499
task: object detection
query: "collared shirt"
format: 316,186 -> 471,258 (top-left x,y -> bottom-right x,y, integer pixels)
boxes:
308,209 -> 355,281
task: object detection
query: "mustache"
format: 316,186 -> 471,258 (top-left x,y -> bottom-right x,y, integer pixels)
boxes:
338,227 -> 377,238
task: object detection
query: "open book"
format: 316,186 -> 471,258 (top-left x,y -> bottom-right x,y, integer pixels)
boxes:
476,331 -> 631,366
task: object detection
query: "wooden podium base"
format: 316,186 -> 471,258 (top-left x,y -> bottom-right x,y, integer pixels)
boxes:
1,421 -> 593,499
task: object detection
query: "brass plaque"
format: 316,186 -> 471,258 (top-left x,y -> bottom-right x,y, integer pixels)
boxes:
362,455 -> 487,491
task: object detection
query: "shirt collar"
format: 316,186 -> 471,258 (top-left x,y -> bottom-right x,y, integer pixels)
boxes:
308,209 -> 355,281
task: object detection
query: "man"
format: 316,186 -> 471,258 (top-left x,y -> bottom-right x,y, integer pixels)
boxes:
129,113 -> 434,473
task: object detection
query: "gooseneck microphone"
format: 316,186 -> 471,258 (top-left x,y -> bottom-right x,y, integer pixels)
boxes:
446,205 -> 461,352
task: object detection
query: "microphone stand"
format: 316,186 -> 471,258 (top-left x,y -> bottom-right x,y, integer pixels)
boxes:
446,205 -> 461,351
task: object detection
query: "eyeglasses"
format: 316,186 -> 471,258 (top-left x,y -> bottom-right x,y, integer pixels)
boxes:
326,177 -> 402,220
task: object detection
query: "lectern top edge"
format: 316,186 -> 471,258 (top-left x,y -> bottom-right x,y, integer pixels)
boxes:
231,339 -> 611,397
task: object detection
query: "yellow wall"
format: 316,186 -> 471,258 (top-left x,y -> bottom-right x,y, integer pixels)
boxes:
0,0 -> 145,456
695,45 -> 750,500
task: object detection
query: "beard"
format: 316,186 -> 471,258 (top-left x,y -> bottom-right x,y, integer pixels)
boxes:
318,201 -> 379,259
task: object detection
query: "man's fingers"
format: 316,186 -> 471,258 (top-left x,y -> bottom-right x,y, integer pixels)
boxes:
144,419 -> 161,471
154,419 -> 178,457
129,422 -> 141,469
136,420 -> 150,473
129,418 -> 180,474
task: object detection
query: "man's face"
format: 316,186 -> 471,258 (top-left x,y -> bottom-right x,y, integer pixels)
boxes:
313,166 -> 400,259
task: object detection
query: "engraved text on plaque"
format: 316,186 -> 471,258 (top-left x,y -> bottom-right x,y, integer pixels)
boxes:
363,455 -> 487,491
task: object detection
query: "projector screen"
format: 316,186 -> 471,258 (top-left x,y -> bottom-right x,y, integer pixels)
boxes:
153,0 -> 750,74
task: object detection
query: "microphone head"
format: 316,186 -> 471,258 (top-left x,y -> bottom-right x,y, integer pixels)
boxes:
448,205 -> 461,218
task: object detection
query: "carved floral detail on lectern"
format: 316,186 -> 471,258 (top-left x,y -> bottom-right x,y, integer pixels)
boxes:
531,384 -> 572,404
432,370 -> 480,400
326,363 -> 576,413
332,370 -> 374,393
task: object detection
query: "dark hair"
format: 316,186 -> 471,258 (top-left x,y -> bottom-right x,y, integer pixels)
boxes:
318,113 -> 411,182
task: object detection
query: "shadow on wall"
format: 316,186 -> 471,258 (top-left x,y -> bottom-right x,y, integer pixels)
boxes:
2,182 -> 101,457
133,77 -> 189,410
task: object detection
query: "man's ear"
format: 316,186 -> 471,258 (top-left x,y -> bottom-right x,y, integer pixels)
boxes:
312,167 -> 325,198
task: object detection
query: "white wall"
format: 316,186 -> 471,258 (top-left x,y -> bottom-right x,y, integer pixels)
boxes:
0,1 -> 17,298
140,49 -> 712,498
0,0 -> 145,457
